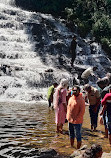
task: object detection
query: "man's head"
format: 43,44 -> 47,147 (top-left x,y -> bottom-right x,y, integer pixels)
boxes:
84,84 -> 91,93
73,35 -> 77,40
93,66 -> 97,71
72,85 -> 80,97
96,78 -> 109,89
106,73 -> 111,84
53,82 -> 58,88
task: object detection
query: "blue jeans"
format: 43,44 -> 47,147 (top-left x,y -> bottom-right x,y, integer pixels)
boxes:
69,123 -> 82,142
103,110 -> 107,129
107,115 -> 111,135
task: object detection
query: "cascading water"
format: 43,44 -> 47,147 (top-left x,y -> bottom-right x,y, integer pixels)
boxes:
0,1 -> 111,157
0,0 -> 14,5
0,0 -> 72,102
0,0 -> 111,103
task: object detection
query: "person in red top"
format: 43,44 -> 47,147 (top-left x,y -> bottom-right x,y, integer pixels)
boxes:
67,85 -> 85,149
100,86 -> 111,145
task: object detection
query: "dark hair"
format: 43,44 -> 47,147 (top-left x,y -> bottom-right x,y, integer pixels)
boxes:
93,66 -> 97,71
73,35 -> 77,39
96,77 -> 109,87
82,144 -> 102,158
84,84 -> 91,91
73,85 -> 80,92
106,73 -> 111,84
53,82 -> 58,87
96,79 -> 104,86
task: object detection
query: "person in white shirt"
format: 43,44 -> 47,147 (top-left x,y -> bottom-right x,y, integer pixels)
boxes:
81,66 -> 98,84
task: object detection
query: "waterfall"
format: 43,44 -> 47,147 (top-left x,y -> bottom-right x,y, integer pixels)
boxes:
0,2 -> 72,102
0,1 -> 111,103
0,0 -> 14,5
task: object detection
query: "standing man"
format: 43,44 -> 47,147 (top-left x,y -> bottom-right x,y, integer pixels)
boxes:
84,84 -> 101,131
96,78 -> 109,138
70,35 -> 77,67
67,85 -> 85,149
47,82 -> 58,108
100,86 -> 111,146
81,66 -> 98,84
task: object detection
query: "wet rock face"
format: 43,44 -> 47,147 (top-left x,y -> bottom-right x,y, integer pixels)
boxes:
0,147 -> 58,158
26,17 -> 70,57
70,145 -> 111,158
0,1 -> 111,103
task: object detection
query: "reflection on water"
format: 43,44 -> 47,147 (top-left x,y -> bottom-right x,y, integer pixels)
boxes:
0,102 -> 110,157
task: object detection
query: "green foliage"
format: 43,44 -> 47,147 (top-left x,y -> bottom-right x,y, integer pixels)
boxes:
77,21 -> 91,37
101,38 -> 111,54
65,0 -> 111,50
92,14 -> 111,39
15,0 -> 74,16
15,0 -> 111,52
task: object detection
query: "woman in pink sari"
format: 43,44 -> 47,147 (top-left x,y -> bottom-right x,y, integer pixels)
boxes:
53,78 -> 68,133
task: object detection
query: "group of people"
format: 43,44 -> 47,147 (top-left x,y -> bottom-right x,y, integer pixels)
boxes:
47,71 -> 111,151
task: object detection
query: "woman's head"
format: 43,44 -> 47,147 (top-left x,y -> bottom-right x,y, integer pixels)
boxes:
60,78 -> 68,89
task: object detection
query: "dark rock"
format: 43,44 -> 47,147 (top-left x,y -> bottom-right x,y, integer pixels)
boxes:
45,69 -> 54,73
40,148 -> 57,156
37,154 -> 54,158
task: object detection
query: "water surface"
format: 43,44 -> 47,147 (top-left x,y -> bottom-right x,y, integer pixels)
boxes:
0,102 -> 110,157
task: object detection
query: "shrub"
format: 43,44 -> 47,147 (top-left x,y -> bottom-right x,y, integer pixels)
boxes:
101,38 -> 111,54
92,14 -> 111,40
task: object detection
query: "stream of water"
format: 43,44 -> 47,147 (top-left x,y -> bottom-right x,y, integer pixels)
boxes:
0,0 -> 111,103
0,1 -> 111,157
0,102 -> 110,157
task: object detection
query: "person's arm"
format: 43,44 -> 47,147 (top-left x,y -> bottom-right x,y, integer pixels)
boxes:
90,68 -> 99,79
84,94 -> 90,106
50,87 -> 54,102
100,94 -> 109,115
93,89 -> 101,112
100,104 -> 106,115
62,89 -> 67,112
75,98 -> 85,123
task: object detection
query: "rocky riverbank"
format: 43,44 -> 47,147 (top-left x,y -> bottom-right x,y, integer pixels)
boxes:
38,146 -> 111,158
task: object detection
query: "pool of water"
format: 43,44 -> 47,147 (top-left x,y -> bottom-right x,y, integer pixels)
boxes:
0,102 -> 110,157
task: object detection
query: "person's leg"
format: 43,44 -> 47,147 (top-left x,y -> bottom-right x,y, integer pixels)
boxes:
71,53 -> 76,66
93,104 -> 100,131
71,57 -> 74,66
48,98 -> 51,107
56,124 -> 60,133
109,134 -> 111,145
103,111 -> 108,137
107,119 -> 111,145
75,124 -> 82,149
89,106 -> 94,131
93,108 -> 99,131
59,123 -> 63,133
69,123 -> 75,147
105,128 -> 108,138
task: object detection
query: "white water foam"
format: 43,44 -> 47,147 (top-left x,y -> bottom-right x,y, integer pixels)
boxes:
0,1 -> 111,103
